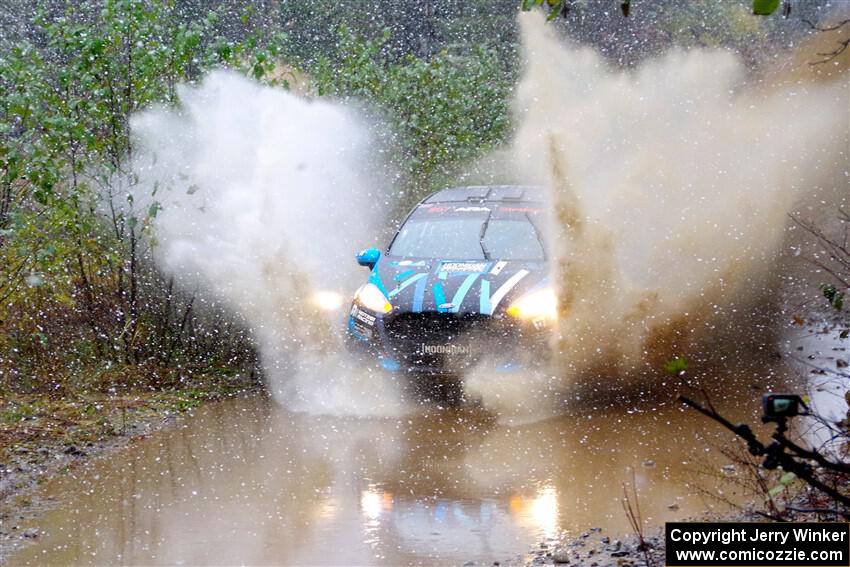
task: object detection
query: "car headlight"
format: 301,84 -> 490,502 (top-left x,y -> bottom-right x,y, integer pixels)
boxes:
355,283 -> 392,314
310,291 -> 344,311
506,287 -> 558,321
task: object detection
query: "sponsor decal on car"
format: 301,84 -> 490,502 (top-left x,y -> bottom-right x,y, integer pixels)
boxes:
355,310 -> 376,326
354,323 -> 373,338
351,305 -> 377,326
490,260 -> 508,275
349,306 -> 375,339
391,260 -> 429,267
440,261 -> 488,273
497,206 -> 541,213
419,343 -> 472,356
453,206 -> 490,212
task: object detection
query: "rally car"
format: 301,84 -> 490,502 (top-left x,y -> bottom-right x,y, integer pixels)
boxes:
346,185 -> 556,375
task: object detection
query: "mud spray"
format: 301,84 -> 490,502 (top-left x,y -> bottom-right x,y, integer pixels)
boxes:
131,71 -> 409,417
465,13 -> 848,418
131,18 -> 846,420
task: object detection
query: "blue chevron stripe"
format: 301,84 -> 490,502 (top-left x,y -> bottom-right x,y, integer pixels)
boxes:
394,270 -> 415,282
368,269 -> 388,295
412,275 -> 427,312
388,272 -> 427,298
450,274 -> 480,313
433,282 -> 447,312
479,279 -> 491,315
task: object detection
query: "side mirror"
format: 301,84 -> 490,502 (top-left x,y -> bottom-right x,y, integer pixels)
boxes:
356,247 -> 381,269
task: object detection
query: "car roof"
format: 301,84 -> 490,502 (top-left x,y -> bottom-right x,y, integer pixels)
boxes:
424,185 -> 544,204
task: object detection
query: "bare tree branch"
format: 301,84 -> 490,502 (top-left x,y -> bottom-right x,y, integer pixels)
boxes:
803,18 -> 850,33
802,18 -> 850,65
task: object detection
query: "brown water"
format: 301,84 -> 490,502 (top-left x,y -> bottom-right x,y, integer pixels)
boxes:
7,371 -> 785,567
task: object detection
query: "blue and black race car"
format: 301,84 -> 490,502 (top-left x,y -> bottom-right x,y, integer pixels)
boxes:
347,185 -> 556,375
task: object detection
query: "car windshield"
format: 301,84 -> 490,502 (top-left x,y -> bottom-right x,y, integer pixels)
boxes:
389,207 -> 546,260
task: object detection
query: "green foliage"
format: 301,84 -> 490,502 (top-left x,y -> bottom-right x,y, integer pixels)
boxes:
523,0 -> 780,20
820,284 -> 846,311
272,0 -> 519,65
752,0 -> 781,16
1,2 -> 513,395
766,470 -> 796,497
312,27 -> 512,195
663,357 -> 689,374
521,0 -> 631,21
516,0 -> 797,69
0,0 -> 268,394
663,0 -> 771,52
521,0 -> 565,21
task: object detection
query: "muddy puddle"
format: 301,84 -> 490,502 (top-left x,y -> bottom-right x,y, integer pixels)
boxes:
6,362 -> 805,566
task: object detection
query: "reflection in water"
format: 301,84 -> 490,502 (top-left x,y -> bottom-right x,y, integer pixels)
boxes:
361,485 -> 392,548
782,321 -> 850,454
9,389 -> 768,566
361,486 -> 386,522
522,486 -> 560,542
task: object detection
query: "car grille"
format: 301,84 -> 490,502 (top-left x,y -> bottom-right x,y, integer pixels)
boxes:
383,312 -> 506,371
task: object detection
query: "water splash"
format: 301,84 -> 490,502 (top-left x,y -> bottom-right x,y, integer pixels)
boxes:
467,13 -> 848,414
131,71 -> 409,417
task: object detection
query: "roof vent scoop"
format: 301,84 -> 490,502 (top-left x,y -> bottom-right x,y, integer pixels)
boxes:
423,185 -> 542,203
487,186 -> 525,201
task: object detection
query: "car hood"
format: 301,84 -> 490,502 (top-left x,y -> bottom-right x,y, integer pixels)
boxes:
370,256 -> 548,316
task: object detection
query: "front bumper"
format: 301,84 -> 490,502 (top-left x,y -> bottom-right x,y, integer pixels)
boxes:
347,305 -> 549,375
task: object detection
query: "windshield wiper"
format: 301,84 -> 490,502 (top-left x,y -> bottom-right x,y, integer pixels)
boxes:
479,209 -> 492,260
526,212 -> 547,260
